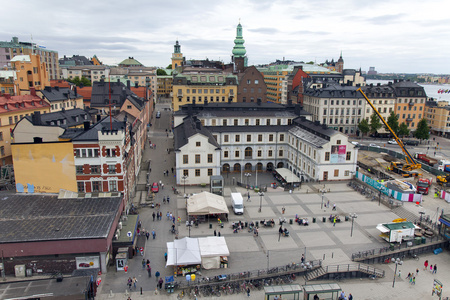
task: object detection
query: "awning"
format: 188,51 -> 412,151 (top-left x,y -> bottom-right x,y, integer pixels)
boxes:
376,224 -> 389,233
275,168 -> 301,183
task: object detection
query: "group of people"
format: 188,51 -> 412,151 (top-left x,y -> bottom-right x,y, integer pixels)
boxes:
152,211 -> 163,221
295,217 -> 309,226
337,290 -> 353,300
423,260 -> 438,274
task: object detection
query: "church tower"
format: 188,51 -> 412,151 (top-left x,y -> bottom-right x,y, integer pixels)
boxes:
336,51 -> 344,73
232,22 -> 247,73
171,40 -> 183,69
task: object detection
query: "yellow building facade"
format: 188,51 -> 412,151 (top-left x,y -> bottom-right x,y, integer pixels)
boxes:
0,93 -> 50,166
172,73 -> 238,111
11,54 -> 50,95
11,141 -> 77,193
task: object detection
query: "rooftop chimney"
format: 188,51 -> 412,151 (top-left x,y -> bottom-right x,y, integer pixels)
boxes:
83,121 -> 90,131
55,86 -> 59,91
127,80 -> 131,90
32,111 -> 41,125
4,93 -> 11,100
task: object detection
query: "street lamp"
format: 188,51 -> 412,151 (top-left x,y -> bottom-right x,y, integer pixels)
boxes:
392,258 -> 402,288
245,173 -> 251,190
258,192 -> 264,213
182,175 -> 187,195
320,189 -> 326,210
350,213 -> 358,237
186,220 -> 193,237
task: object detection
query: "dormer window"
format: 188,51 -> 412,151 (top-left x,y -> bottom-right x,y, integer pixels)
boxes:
4,105 -> 7,110
15,103 -> 18,108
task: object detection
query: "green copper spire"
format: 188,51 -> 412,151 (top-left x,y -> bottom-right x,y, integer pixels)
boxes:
174,40 -> 181,54
232,23 -> 246,57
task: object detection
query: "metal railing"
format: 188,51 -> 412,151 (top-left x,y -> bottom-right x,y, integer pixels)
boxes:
322,263 -> 385,277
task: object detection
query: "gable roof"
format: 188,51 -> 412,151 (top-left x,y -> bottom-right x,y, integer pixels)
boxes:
71,116 -> 127,141
41,86 -> 82,102
0,194 -> 121,243
174,116 -> 220,150
90,80 -> 145,109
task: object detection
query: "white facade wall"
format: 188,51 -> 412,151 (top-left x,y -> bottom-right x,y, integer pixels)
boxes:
176,133 -> 221,185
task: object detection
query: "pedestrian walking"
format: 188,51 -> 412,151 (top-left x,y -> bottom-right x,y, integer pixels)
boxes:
412,277 -> 416,285
171,167 -> 174,173
348,294 -> 353,300
333,217 -> 336,227
301,254 -> 305,264
398,270 -> 401,278
430,264 -> 433,273
142,259 -> 146,269
146,231 -> 150,240
152,211 -> 156,221
167,196 -> 170,204
147,265 -> 152,277
158,278 -> 164,290
155,271 -> 160,282
167,212 -> 170,220
152,229 -> 156,239
282,206 -> 285,214
247,192 -> 251,201
163,196 -> 166,204
214,230 -> 217,236
170,212 -> 173,221
218,231 -> 221,237
159,211 -> 162,220
161,183 -> 164,189
409,276 -> 413,284
415,268 -> 419,276
127,277 -> 132,290
159,180 -> 162,186
164,252 -> 167,262
132,276 -> 138,289
433,264 -> 437,274
327,200 -> 330,208
332,203 -> 336,211
406,272 -> 411,280
247,287 -> 250,297
146,259 -> 150,265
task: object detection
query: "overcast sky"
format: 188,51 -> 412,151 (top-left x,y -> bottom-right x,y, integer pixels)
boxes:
2,0 -> 449,74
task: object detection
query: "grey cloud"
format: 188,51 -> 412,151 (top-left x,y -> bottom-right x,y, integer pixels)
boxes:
367,14 -> 406,25
248,28 -> 280,34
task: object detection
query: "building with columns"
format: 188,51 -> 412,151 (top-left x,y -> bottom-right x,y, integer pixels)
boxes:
173,103 -> 357,185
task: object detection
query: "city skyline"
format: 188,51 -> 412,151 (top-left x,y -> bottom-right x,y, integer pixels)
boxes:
1,0 -> 449,74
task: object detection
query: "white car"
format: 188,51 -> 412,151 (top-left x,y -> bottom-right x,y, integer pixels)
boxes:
351,141 -> 360,146
388,140 -> 397,144
369,143 -> 380,148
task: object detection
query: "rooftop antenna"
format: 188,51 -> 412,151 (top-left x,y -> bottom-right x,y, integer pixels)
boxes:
109,75 -> 112,130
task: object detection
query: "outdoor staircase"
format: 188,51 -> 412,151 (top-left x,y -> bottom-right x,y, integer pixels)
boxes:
305,266 -> 326,281
304,263 -> 385,281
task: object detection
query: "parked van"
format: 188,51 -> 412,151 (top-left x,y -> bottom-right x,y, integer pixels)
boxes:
231,193 -> 244,215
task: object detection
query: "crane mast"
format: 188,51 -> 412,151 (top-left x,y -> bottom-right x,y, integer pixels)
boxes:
357,88 -> 421,171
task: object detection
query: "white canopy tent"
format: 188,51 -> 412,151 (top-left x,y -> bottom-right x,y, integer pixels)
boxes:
166,237 -> 201,267
198,236 -> 230,269
187,191 -> 229,215
275,168 -> 301,183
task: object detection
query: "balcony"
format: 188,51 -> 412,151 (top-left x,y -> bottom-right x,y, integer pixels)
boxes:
177,92 -> 183,97
406,118 -> 413,122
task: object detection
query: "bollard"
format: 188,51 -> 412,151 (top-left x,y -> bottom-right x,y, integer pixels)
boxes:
323,254 -> 326,260
141,287 -> 143,295
332,252 -> 334,259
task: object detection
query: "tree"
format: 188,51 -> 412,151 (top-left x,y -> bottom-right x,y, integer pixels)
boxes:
414,118 -> 430,141
358,119 -> 370,137
167,64 -> 172,69
67,76 -> 91,87
157,69 -> 167,76
386,111 -> 399,136
369,112 -> 382,134
398,122 -> 410,137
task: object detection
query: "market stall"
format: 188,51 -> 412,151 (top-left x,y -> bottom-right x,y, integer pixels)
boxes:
198,236 -> 230,269
166,237 -> 201,276
187,191 -> 229,223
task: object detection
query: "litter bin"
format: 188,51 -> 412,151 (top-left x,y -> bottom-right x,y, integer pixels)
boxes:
323,217 -> 326,223
313,217 -> 316,223
289,219 -> 293,225
345,216 -> 349,221
221,223 -> 224,229
389,243 -> 395,251
245,222 -> 248,228
414,237 -> 421,245
209,223 -> 212,229
421,236 -> 426,244
255,221 -> 259,227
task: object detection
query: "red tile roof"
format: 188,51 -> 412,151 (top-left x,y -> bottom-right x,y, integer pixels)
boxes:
50,80 -> 72,88
77,87 -> 92,100
0,94 -> 50,114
